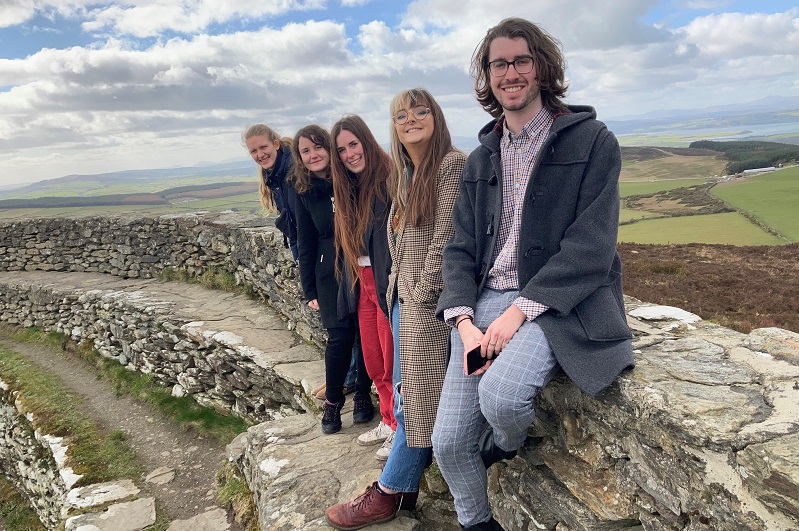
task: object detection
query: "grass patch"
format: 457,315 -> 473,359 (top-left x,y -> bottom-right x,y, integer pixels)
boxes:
620,179 -> 707,198
619,209 -> 663,224
216,463 -> 258,531
617,212 -> 786,246
619,152 -> 726,183
0,342 -> 142,485
0,477 -> 46,531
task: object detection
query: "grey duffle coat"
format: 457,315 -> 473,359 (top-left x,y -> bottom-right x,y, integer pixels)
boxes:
436,106 -> 634,397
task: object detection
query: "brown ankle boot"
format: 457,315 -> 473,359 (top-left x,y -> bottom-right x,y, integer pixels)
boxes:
325,482 -> 401,530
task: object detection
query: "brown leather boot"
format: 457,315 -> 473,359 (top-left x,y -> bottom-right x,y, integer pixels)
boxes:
325,482 -> 401,530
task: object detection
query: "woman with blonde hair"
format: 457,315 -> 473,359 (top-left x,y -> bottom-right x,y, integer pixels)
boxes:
327,115 -> 397,453
326,89 -> 465,529
243,123 -> 298,260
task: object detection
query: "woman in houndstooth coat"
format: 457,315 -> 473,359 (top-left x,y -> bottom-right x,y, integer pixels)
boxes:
386,100 -> 465,450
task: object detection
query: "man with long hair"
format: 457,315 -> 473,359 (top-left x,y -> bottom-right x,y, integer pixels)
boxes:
432,18 -> 634,530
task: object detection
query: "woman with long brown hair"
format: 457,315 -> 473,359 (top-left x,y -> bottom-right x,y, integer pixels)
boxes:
290,124 -> 372,434
326,89 -> 465,529
328,115 -> 397,456
243,124 -> 299,260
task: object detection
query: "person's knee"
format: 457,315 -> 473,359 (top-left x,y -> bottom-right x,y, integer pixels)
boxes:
431,422 -> 461,462
478,374 -> 530,427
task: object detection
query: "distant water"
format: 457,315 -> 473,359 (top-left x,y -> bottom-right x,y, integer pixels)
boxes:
617,121 -> 799,144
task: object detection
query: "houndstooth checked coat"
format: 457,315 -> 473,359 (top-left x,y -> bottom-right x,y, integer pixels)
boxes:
386,149 -> 466,447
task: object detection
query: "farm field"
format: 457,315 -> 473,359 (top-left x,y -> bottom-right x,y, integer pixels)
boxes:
619,179 -> 706,198
711,167 -> 799,241
619,209 -> 662,224
617,212 -> 785,246
620,150 -> 725,182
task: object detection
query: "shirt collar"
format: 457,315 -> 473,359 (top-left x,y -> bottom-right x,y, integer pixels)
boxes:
502,107 -> 553,144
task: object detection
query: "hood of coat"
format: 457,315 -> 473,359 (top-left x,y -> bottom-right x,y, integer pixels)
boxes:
262,145 -> 293,188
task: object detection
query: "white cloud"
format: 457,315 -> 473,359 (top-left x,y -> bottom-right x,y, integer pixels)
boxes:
1,1 -> 798,186
0,0 -> 35,28
81,0 -> 326,37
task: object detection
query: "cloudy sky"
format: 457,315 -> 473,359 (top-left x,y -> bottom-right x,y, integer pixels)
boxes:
1,1 -> 797,187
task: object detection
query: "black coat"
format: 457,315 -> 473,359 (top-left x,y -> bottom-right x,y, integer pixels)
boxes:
365,190 -> 392,317
295,176 -> 349,329
336,186 -> 392,320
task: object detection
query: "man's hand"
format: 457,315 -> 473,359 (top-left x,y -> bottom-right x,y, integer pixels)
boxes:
307,299 -> 320,311
481,304 -> 525,357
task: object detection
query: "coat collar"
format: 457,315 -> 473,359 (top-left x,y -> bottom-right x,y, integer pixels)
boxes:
478,105 -> 597,153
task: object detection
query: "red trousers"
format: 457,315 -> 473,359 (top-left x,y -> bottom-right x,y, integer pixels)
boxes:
358,266 -> 396,430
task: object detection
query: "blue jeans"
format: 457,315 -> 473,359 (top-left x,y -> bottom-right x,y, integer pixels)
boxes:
379,299 -> 433,492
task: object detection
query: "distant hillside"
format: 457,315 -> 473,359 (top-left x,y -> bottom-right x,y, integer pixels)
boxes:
0,181 -> 257,209
5,160 -> 255,200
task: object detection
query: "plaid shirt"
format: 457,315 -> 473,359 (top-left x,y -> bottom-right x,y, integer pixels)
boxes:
446,109 -> 552,326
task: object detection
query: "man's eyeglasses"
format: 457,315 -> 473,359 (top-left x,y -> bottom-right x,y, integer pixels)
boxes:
393,106 -> 431,125
488,56 -> 534,77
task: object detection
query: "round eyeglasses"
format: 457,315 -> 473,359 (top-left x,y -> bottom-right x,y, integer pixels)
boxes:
393,106 -> 431,125
488,56 -> 534,77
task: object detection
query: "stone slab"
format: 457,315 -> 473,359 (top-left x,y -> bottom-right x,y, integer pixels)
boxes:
65,497 -> 156,531
66,479 -> 140,509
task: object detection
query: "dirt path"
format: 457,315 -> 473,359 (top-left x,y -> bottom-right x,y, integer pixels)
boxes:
0,336 -> 243,529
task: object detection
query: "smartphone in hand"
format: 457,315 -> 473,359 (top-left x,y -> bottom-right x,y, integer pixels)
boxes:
465,345 -> 486,375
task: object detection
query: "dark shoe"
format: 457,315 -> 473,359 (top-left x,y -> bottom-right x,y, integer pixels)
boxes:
325,482 -> 400,530
479,427 -> 517,468
399,490 -> 418,511
343,384 -> 355,396
352,393 -> 375,424
322,398 -> 345,434
462,516 -> 506,530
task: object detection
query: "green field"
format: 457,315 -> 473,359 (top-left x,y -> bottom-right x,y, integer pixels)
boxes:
617,212 -> 785,246
710,167 -> 799,241
619,209 -> 662,224
619,179 -> 707,198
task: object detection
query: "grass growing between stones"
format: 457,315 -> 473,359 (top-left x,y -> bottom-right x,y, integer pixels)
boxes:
216,463 -> 258,531
0,343 -> 142,485
60,338 -> 251,446
0,477 -> 46,531
160,266 -> 255,299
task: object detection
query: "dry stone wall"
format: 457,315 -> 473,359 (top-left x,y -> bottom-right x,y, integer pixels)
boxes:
0,379 -> 71,528
0,212 -> 326,347
1,213 -> 798,530
1,377 -> 155,530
